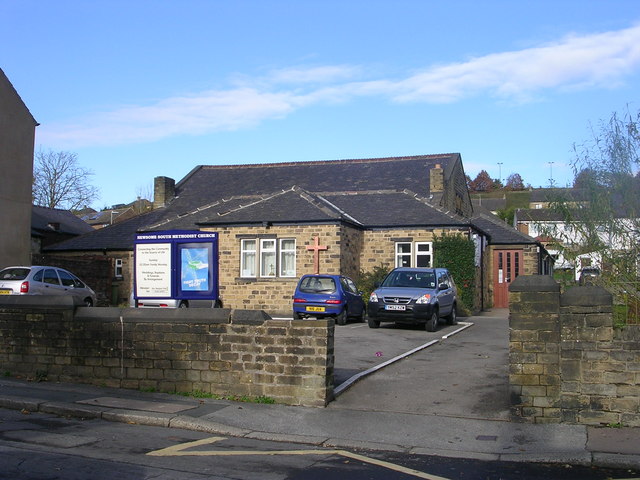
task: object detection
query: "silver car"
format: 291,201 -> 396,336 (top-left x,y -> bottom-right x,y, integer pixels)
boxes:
0,266 -> 97,307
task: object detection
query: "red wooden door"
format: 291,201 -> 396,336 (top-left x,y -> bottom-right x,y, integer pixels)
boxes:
493,250 -> 521,308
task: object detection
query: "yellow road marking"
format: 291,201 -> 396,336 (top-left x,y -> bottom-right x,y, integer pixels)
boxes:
147,436 -> 452,480
147,436 -> 226,456
339,450 -> 451,480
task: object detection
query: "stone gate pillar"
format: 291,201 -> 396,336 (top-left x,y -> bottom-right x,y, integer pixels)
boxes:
508,275 -> 561,423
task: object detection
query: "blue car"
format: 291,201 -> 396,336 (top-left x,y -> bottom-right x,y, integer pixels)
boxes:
293,274 -> 366,325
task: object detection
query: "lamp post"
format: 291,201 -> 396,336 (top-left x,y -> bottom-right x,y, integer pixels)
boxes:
497,162 -> 503,184
548,161 -> 555,187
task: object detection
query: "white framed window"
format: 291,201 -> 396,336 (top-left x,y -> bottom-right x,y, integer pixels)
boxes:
395,242 -> 412,267
415,242 -> 432,267
260,239 -> 277,277
395,241 -> 433,268
241,237 -> 297,278
279,239 -> 296,277
114,258 -> 123,278
241,239 -> 257,277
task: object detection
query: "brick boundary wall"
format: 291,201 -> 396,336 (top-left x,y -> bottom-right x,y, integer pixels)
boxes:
509,275 -> 640,426
0,297 -> 334,407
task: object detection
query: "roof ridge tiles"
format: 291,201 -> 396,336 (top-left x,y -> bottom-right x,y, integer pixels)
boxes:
197,153 -> 458,171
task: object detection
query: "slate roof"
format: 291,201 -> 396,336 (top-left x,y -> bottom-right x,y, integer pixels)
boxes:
48,154 -> 468,251
320,190 -> 467,228
471,212 -> 539,245
45,209 -> 167,252
515,208 -> 566,222
166,154 -> 460,215
32,206 -> 94,237
144,186 -> 469,232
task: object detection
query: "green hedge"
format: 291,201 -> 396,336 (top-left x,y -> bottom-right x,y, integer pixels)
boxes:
433,233 -> 476,312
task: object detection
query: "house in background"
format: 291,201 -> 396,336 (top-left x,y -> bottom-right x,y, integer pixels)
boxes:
78,198 -> 153,229
47,154 -> 549,313
31,205 -> 95,253
0,68 -> 38,269
515,191 -> 639,278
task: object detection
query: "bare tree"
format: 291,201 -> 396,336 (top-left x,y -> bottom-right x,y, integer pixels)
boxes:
135,182 -> 153,203
33,149 -> 99,211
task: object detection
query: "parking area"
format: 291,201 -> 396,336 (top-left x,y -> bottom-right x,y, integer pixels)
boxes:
331,310 -> 511,420
333,320 -> 471,387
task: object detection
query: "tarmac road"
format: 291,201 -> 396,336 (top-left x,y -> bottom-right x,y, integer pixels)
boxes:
332,310 -> 510,420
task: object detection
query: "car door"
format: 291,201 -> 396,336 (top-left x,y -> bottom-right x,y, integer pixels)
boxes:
436,270 -> 454,315
342,276 -> 364,315
38,268 -> 65,296
57,269 -> 83,304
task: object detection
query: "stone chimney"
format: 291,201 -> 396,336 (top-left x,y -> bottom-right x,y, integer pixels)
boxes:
429,164 -> 444,193
153,176 -> 175,209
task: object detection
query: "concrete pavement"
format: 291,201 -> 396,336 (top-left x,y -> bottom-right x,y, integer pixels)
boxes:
0,309 -> 639,470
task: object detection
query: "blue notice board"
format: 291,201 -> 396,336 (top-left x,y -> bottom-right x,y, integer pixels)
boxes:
134,230 -> 218,301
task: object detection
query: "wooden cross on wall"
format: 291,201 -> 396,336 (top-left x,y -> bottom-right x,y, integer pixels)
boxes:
306,236 -> 328,274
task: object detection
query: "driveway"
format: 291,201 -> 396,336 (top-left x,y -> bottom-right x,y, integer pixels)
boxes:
332,309 -> 511,420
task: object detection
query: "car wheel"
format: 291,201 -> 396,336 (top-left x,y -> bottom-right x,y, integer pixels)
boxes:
358,308 -> 366,323
425,310 -> 438,332
367,316 -> 380,329
445,303 -> 457,325
293,311 -> 303,320
83,298 -> 93,307
336,309 -> 347,326
178,301 -> 188,308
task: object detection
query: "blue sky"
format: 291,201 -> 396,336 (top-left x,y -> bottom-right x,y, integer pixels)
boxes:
2,1 -> 640,209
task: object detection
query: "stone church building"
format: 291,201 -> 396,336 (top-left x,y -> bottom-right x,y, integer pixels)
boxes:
47,154 -> 550,312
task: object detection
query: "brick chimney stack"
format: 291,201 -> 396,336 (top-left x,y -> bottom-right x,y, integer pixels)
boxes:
429,164 -> 444,193
153,176 -> 175,209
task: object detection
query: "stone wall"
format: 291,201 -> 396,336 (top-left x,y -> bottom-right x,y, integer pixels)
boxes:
360,227 -> 469,270
213,224 -> 342,315
0,298 -> 334,407
509,275 -> 640,426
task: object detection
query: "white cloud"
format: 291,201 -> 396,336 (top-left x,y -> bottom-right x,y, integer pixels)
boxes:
38,24 -> 640,147
389,24 -> 640,103
266,65 -> 362,85
42,88 -> 300,146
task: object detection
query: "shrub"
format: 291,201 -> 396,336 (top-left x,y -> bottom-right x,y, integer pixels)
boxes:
356,265 -> 390,302
433,233 -> 476,313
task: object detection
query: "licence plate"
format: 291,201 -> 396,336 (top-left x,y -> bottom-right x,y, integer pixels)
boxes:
306,306 -> 326,312
0,289 -> 11,295
385,305 -> 406,311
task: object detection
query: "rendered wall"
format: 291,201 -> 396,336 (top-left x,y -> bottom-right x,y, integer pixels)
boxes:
0,298 -> 334,407
0,69 -> 37,268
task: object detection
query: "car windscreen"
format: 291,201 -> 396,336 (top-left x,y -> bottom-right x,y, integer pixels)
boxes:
381,271 -> 436,288
0,268 -> 31,281
299,277 -> 337,293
